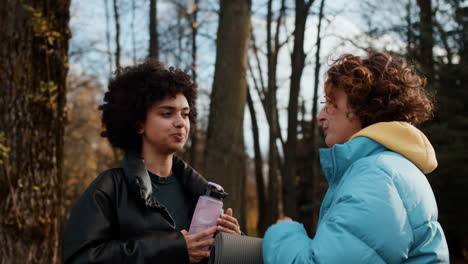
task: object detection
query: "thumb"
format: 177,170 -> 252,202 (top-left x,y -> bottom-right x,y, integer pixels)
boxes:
226,208 -> 233,217
181,230 -> 188,235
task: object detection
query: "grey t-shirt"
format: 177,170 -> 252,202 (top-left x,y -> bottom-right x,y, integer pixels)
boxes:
148,170 -> 192,231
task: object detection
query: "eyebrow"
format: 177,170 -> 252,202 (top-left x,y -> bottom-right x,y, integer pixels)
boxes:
157,106 -> 190,111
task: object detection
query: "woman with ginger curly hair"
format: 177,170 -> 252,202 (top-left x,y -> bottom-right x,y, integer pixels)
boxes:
263,53 -> 449,263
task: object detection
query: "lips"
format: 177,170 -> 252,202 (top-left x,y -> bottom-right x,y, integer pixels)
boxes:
322,127 -> 328,136
171,133 -> 185,141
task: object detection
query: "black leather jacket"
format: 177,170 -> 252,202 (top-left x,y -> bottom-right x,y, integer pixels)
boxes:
62,152 -> 209,263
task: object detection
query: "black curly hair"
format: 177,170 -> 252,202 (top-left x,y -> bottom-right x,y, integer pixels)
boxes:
99,60 -> 197,153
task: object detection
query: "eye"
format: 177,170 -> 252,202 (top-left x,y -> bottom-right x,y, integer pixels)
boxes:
182,112 -> 190,118
322,96 -> 336,107
320,96 -> 329,105
320,97 -> 336,114
161,112 -> 172,116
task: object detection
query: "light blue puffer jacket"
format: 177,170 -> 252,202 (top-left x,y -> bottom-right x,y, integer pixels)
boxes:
262,122 -> 449,263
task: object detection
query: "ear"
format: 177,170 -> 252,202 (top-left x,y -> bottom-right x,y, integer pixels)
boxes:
136,122 -> 144,134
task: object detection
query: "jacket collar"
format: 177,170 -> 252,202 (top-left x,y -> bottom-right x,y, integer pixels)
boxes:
319,137 -> 386,186
122,151 -> 208,208
349,121 -> 437,173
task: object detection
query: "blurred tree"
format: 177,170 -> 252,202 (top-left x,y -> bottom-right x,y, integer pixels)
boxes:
297,0 -> 326,235
0,1 -> 70,263
248,0 -> 287,234
176,1 -> 185,66
423,2 -> 468,260
149,0 -> 159,60
416,0 -> 435,84
405,0 -> 418,60
110,0 -> 123,166
63,71 -> 116,214
158,0 -> 194,70
204,0 -> 251,231
113,0 -> 121,70
264,0 -> 286,229
283,0 -> 316,221
244,157 -> 261,236
189,0 -> 200,170
131,0 -> 137,64
103,0 -> 114,78
246,86 -> 266,236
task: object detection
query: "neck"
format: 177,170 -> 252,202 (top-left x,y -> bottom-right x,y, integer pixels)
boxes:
141,146 -> 173,177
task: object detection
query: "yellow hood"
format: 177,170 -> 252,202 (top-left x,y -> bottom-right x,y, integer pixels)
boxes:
349,121 -> 437,174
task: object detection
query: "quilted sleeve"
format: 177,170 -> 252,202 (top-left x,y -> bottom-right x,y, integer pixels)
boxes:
262,162 -> 413,264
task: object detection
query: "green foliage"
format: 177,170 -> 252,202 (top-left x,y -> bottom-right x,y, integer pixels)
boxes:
20,5 -> 65,113
23,4 -> 62,51
27,81 -> 59,110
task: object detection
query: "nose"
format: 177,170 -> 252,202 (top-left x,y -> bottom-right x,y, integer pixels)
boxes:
317,107 -> 326,127
173,114 -> 185,128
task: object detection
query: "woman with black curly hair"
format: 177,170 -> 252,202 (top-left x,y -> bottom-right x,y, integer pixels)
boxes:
62,60 -> 241,264
263,53 -> 449,263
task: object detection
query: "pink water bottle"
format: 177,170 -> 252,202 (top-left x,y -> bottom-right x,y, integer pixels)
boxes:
188,182 -> 227,246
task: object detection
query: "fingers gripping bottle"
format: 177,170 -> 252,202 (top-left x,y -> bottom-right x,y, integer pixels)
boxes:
188,182 -> 227,246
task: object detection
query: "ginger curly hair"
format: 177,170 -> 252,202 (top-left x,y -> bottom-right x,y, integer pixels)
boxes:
99,60 -> 197,153
325,53 -> 434,128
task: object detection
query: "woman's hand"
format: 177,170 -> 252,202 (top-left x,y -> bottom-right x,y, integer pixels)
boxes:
216,208 -> 241,235
181,226 -> 217,263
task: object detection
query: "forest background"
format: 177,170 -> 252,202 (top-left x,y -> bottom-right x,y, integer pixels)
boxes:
1,0 -> 467,263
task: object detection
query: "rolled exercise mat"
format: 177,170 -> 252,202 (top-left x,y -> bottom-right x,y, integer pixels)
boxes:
208,232 -> 263,264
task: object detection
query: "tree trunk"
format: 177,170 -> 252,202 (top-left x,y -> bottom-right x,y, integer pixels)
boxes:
263,0 -> 286,226
189,0 -> 199,169
405,1 -> 416,60
203,0 -> 251,231
104,0 -> 113,78
0,1 -> 70,263
247,88 -> 267,236
283,0 -> 314,220
111,0 -> 122,166
131,0 -> 137,64
149,0 -> 159,60
176,2 -> 184,67
299,0 -> 325,235
113,0 -> 121,69
457,6 -> 468,65
416,0 -> 434,83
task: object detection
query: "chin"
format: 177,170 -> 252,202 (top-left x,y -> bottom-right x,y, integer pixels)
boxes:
169,144 -> 185,153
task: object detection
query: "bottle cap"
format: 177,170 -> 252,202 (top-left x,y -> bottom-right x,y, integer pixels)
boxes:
208,182 -> 224,192
205,182 -> 228,200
